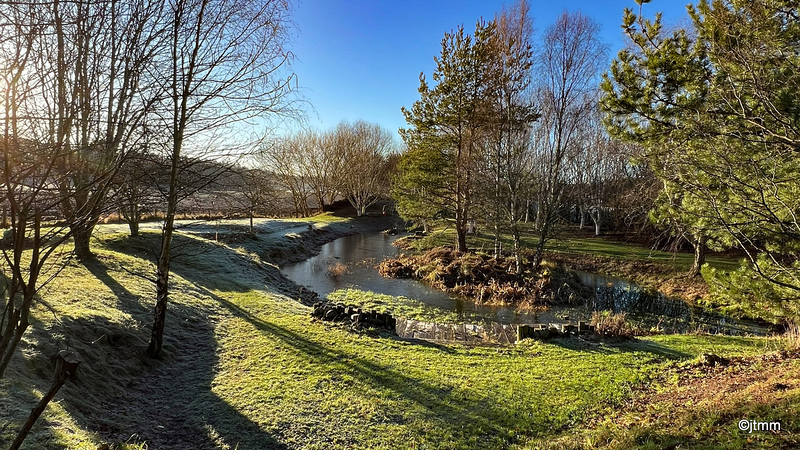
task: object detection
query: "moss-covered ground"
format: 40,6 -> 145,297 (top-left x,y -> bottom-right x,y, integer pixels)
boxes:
0,217 -> 796,449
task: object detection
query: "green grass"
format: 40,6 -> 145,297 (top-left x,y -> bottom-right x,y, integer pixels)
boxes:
407,227 -> 741,272
0,220 -> 792,449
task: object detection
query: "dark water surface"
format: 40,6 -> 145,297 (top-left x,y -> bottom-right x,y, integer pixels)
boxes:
280,232 -> 537,324
281,232 -> 771,335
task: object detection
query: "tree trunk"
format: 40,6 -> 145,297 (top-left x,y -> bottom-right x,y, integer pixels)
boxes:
148,187 -> 176,358
511,224 -> 522,275
249,211 -> 254,236
0,214 -> 39,379
454,195 -> 468,252
688,234 -> 707,278
531,238 -> 545,273
10,351 -> 78,450
456,226 -> 467,253
588,207 -> 601,236
579,205 -> 585,229
72,224 -> 94,261
128,220 -> 139,238
147,260 -> 170,357
126,202 -> 140,237
0,311 -> 28,380
493,223 -> 501,259
148,62 -> 183,357
531,220 -> 551,273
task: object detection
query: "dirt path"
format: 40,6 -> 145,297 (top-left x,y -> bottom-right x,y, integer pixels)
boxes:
101,307 -> 232,449
96,215 -> 394,448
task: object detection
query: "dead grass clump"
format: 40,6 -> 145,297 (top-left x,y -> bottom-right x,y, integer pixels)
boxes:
376,259 -> 412,278
591,311 -> 635,338
378,248 -> 562,305
327,261 -> 348,278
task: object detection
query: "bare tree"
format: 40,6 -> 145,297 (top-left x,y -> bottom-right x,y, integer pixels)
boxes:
482,0 -> 538,272
233,167 -> 279,234
299,129 -> 343,211
259,134 -> 313,217
0,0 -> 65,379
39,0 -> 165,260
0,3 -> 89,445
146,0 -> 296,357
334,121 -> 395,216
111,140 -> 164,237
528,11 -> 606,270
564,108 -> 632,236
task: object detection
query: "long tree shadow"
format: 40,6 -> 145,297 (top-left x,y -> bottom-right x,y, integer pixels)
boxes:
95,231 -> 702,446
544,335 -> 692,359
49,254 -> 289,449
83,257 -> 152,317
197,288 -> 515,443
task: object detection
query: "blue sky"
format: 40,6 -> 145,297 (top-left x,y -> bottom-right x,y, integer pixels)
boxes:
286,0 -> 691,137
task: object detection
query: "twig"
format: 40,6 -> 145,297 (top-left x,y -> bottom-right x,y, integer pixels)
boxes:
118,264 -> 157,284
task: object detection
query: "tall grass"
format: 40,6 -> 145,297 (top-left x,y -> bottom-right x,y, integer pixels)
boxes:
785,321 -> 800,350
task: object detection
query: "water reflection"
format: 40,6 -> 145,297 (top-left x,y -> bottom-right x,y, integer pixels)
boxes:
281,232 -> 771,336
280,233 -> 537,324
572,271 -> 768,335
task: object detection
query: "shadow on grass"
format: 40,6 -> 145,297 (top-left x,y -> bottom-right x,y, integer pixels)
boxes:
100,232 -> 320,305
83,257 -> 151,316
542,336 -> 692,360
89,230 -> 696,447
71,255 -> 287,449
200,288 -> 517,444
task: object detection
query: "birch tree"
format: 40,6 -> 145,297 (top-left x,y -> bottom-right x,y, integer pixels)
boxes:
146,0 -> 296,357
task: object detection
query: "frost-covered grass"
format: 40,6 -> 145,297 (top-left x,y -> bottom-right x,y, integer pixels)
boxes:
0,218 -> 792,449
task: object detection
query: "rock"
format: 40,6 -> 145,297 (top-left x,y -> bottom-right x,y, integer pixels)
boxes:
698,353 -> 729,366
533,328 -> 551,339
324,308 -> 338,321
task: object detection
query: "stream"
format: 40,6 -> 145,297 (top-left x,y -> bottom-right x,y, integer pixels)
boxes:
281,232 -> 771,339
280,232 -> 537,324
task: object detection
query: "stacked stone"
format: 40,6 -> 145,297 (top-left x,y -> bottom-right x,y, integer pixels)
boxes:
311,302 -> 396,331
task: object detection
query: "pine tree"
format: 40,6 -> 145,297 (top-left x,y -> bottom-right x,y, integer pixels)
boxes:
401,21 -> 496,252
601,0 -> 800,320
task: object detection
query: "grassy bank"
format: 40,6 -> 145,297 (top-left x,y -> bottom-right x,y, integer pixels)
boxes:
397,227 -> 740,303
399,227 -> 739,271
0,217 -> 795,449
